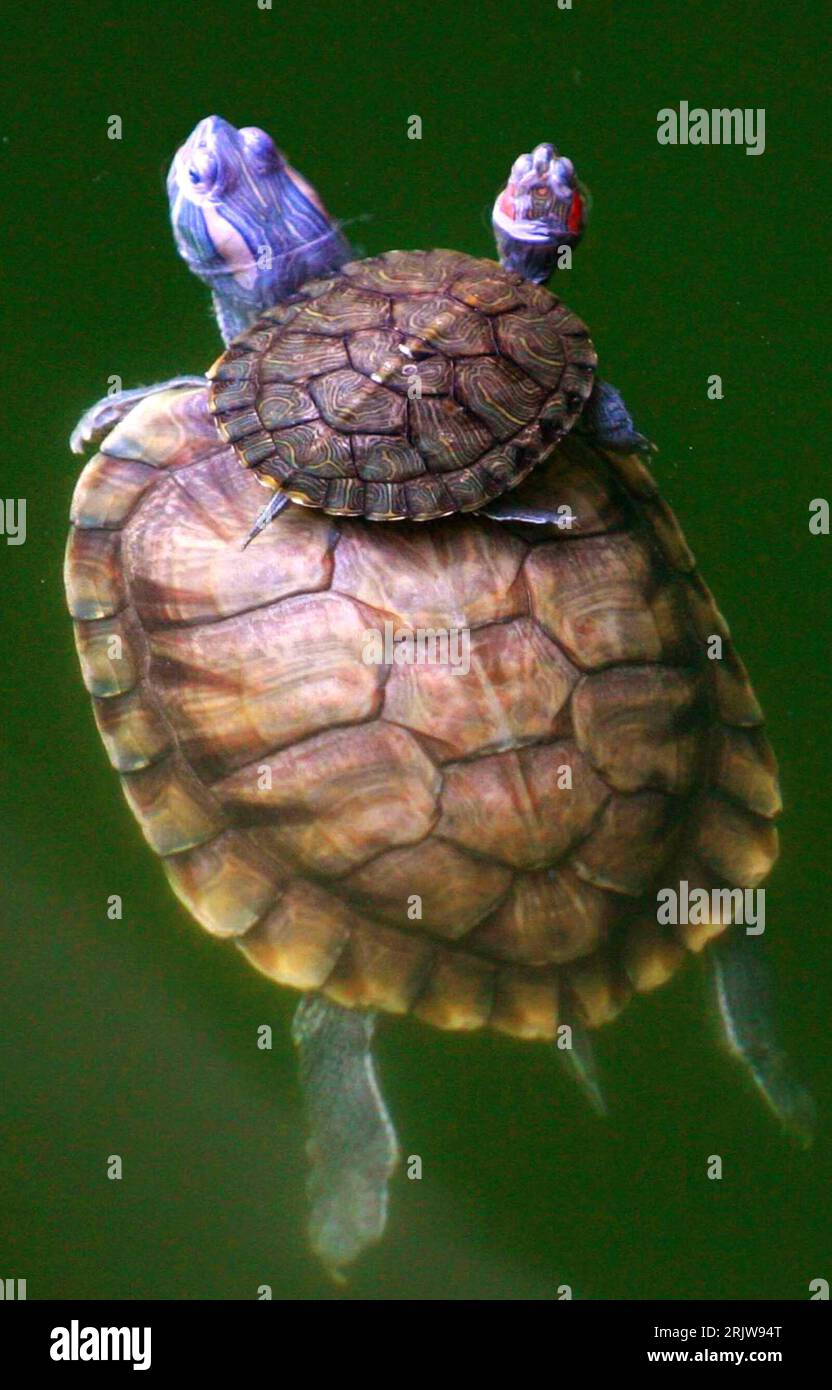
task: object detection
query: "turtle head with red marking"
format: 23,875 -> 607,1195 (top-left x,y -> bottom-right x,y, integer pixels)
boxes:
492,142 -> 587,284
167,115 -> 350,344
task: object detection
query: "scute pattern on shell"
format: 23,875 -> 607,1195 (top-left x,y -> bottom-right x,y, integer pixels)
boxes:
65,385 -> 781,1041
207,249 -> 597,520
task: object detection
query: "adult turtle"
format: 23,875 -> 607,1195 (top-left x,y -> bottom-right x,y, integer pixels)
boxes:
66,116 -> 813,1274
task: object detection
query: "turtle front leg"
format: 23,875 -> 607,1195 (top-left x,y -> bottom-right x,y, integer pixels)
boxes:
580,379 -> 653,454
70,376 -> 208,454
710,928 -> 816,1148
292,994 -> 399,1277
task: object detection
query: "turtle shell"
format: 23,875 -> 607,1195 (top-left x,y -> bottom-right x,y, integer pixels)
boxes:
65,384 -> 780,1040
207,248 -> 597,520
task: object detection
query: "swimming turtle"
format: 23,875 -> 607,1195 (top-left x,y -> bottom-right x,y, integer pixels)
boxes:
66,116 -> 813,1275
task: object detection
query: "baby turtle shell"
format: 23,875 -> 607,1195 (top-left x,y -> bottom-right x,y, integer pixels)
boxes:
207,249 -> 597,520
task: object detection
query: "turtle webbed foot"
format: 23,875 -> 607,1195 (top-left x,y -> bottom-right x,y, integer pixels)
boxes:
711,929 -> 816,1149
70,376 -> 208,454
292,995 -> 399,1276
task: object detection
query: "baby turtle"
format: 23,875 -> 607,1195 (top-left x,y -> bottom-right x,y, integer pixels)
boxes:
67,116 -> 813,1274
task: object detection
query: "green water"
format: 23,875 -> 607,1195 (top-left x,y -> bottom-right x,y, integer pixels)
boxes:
2,0 -> 829,1299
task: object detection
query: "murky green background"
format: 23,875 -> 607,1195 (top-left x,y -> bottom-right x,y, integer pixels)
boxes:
1,0 -> 829,1300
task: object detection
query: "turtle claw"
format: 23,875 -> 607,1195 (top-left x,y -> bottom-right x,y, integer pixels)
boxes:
70,376 -> 208,454
710,929 -> 816,1149
555,1009 -> 608,1117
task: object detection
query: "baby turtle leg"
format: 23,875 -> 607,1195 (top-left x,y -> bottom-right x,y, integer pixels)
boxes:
580,379 -> 653,454
478,497 -> 577,526
242,490 -> 291,548
555,1006 -> 608,1117
480,378 -> 658,528
710,928 -> 816,1148
480,380 -> 652,526
70,377 -> 208,454
292,994 -> 399,1276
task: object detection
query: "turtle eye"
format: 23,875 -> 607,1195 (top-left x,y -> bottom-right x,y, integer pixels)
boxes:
188,150 -> 219,190
239,125 -> 282,173
510,153 -> 532,183
555,156 -> 575,186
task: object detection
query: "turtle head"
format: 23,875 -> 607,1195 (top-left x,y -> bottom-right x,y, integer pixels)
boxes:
492,142 -> 587,284
167,115 -> 351,343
